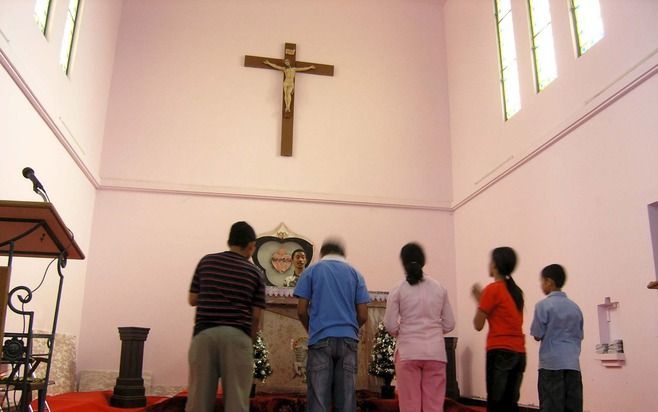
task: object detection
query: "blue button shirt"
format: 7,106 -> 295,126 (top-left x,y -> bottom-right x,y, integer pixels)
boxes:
530,291 -> 584,370
293,255 -> 370,345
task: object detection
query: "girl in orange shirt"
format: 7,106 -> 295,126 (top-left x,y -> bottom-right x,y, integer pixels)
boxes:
471,247 -> 526,412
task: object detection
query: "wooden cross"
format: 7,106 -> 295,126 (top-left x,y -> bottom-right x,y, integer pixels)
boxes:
245,43 -> 334,156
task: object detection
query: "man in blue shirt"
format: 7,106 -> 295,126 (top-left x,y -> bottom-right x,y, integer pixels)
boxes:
293,239 -> 370,412
530,264 -> 584,412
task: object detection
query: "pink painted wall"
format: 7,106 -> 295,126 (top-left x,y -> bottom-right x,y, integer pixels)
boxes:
1,0 -> 123,177
453,77 -> 658,410
5,0 -> 656,408
78,190 -> 455,387
0,1 -> 122,335
100,0 -> 452,208
0,67 -> 96,336
445,0 -> 658,203
445,0 -> 658,409
76,0 -> 456,388
2,0 -> 456,392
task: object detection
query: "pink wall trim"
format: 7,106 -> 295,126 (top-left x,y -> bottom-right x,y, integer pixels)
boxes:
452,63 -> 658,211
0,47 -> 100,189
101,185 -> 452,212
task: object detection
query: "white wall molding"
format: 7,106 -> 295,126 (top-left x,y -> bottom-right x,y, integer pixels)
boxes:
99,182 -> 453,212
1,47 -> 100,189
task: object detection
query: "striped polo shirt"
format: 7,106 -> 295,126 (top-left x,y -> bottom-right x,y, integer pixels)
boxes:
190,251 -> 266,336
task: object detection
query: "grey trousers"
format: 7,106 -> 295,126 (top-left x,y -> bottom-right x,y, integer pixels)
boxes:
186,326 -> 253,412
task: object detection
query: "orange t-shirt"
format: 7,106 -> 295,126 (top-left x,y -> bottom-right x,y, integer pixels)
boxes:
478,280 -> 525,353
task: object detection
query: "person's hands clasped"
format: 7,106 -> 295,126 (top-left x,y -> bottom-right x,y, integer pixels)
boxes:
471,283 -> 482,302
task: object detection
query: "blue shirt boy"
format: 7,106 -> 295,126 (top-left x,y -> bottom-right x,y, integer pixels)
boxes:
293,255 -> 370,345
530,291 -> 584,370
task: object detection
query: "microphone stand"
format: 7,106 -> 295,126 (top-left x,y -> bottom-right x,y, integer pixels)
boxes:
34,187 -> 50,203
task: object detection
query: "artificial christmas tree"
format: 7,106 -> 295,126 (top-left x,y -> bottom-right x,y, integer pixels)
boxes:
252,331 -> 273,397
368,321 -> 397,398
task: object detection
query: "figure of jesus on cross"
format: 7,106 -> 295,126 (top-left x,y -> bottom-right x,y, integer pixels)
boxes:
263,59 -> 316,115
245,43 -> 334,156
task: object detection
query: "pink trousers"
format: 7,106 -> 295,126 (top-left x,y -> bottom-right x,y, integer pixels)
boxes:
395,359 -> 447,412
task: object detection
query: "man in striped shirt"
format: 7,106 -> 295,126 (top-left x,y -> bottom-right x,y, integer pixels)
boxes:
186,221 -> 266,412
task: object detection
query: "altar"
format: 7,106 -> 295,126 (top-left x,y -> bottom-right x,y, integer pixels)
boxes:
258,287 -> 459,399
258,287 -> 388,393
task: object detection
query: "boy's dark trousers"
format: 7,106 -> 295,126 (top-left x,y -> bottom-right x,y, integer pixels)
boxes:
538,369 -> 583,412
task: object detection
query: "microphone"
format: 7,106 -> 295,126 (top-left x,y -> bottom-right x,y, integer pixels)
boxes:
22,167 -> 50,202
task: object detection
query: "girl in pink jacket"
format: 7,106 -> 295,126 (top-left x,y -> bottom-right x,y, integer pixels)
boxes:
384,242 -> 456,412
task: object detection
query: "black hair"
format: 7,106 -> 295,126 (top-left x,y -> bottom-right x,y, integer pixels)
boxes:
320,240 -> 345,257
227,221 -> 256,248
492,246 -> 524,311
291,248 -> 306,260
541,264 -> 566,288
400,242 -> 425,285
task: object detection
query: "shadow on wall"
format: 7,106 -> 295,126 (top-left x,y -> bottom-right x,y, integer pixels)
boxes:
648,202 -> 658,286
460,346 -> 473,395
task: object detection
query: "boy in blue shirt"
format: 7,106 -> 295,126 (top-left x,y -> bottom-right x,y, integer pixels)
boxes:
293,239 -> 370,412
530,264 -> 584,412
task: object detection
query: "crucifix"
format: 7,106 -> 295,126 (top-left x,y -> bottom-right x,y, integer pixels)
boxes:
245,43 -> 334,156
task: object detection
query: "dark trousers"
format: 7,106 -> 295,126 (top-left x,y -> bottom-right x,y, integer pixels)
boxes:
486,349 -> 526,412
538,369 -> 583,412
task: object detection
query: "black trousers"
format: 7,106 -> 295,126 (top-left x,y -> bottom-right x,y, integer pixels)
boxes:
538,369 -> 583,412
486,349 -> 527,412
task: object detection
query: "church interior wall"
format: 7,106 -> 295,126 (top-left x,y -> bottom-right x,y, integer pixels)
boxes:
99,0 -> 453,208
2,0 -> 658,408
76,189 -> 455,388
0,0 -> 122,349
0,0 -> 125,343
77,0 -> 457,389
444,0 -> 658,408
0,0 -> 123,178
0,67 -> 96,339
0,0 -> 458,395
444,0 -> 658,203
451,60 -> 658,411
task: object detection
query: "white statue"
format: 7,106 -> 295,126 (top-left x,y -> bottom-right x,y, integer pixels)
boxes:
291,336 -> 308,382
264,59 -> 316,113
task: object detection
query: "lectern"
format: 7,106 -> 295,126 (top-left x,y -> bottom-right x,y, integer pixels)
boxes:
0,200 -> 84,412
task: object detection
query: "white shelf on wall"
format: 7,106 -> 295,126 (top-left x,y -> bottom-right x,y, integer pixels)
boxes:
596,297 -> 625,367
594,352 -> 626,367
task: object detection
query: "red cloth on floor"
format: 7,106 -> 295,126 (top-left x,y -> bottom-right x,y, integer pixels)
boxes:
32,390 -> 167,412
35,390 -> 482,412
145,390 -> 482,412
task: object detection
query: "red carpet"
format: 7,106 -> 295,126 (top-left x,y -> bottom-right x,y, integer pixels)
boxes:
37,390 -> 483,412
29,391 -> 168,412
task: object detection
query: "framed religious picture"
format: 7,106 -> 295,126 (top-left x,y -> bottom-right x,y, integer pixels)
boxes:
253,223 -> 314,287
